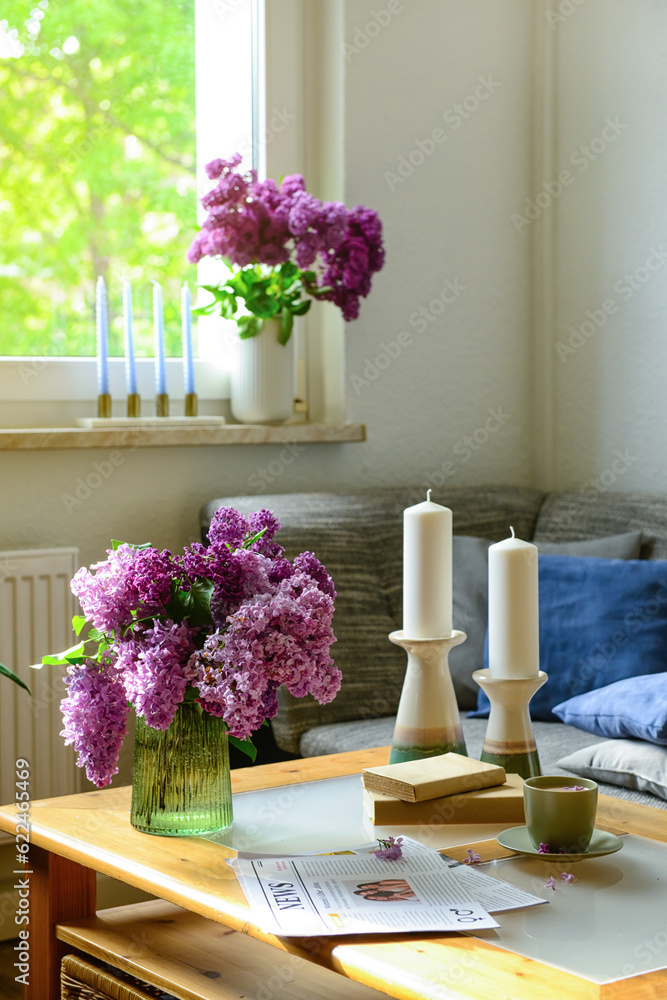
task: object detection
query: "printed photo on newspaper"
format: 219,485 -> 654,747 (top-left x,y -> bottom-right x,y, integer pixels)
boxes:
227,837 -> 546,937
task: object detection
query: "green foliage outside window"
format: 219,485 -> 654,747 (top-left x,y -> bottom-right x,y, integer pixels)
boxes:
0,0 -> 196,357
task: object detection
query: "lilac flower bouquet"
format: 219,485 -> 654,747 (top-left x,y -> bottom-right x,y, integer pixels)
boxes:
187,153 -> 385,343
46,507 -> 340,789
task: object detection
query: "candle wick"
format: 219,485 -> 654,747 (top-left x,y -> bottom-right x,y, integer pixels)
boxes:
510,525 -> 515,538
426,489 -> 432,502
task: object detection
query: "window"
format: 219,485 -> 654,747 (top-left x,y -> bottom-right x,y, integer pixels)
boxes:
0,0 -> 198,359
0,0 -> 345,424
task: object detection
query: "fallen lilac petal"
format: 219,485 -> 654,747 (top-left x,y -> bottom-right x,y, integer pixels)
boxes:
462,848 -> 482,865
374,836 -> 404,861
560,872 -> 578,883
538,843 -> 551,854
545,877 -> 557,890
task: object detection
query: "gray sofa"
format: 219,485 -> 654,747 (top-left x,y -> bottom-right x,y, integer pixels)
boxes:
201,485 -> 667,808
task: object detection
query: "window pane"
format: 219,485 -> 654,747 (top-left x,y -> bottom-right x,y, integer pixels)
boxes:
0,0 -> 196,357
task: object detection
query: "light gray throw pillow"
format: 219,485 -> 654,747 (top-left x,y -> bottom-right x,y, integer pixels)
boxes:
450,531 -> 643,710
557,740 -> 667,801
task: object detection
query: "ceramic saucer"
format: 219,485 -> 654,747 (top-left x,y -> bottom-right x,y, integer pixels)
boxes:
496,826 -> 624,862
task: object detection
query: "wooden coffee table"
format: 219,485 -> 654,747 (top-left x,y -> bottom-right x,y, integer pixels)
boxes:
1,746 -> 665,1000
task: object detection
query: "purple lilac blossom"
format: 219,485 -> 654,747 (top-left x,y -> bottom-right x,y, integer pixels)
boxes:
187,156 -> 384,324
130,548 -> 176,607
374,836 -> 404,861
60,660 -> 129,788
120,620 -> 197,730
191,573 -> 339,740
462,849 -> 482,865
207,506 -> 249,549
64,505 -> 339,785
292,551 -> 336,599
70,544 -> 142,633
246,508 -> 282,550
318,206 -> 385,321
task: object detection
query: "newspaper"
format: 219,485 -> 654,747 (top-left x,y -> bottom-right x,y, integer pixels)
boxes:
227,837 -> 546,937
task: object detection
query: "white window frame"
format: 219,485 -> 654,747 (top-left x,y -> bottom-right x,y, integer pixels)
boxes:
0,0 -> 347,424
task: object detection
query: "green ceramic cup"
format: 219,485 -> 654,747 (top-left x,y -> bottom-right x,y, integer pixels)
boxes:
523,775 -> 598,854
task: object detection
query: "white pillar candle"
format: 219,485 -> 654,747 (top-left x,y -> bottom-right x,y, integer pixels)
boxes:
488,527 -> 539,678
403,490 -> 453,639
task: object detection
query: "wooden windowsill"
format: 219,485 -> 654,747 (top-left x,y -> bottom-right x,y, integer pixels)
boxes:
0,422 -> 366,451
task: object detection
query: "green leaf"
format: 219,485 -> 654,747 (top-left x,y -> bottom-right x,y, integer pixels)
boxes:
0,662 -> 31,694
244,527 -> 267,549
42,642 -> 87,667
72,615 -> 87,636
165,578 -> 214,628
279,261 -> 299,290
218,295 -> 238,320
278,309 -> 293,345
247,295 -> 279,320
228,734 -> 258,762
237,315 -> 261,339
291,299 -> 311,317
192,302 -> 218,317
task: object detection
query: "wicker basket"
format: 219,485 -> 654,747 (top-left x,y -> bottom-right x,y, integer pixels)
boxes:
60,953 -> 178,1000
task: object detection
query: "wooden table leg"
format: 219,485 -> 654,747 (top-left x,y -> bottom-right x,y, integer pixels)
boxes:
28,844 -> 96,1000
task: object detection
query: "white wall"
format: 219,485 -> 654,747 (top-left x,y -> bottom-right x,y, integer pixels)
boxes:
343,0 -> 535,492
550,0 -> 667,494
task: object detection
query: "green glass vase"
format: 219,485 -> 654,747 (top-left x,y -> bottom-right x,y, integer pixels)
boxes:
130,701 -> 233,836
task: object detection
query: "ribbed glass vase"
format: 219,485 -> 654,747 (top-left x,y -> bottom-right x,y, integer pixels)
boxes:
130,701 -> 233,836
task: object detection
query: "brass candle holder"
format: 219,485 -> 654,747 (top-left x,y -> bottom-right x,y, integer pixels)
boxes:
127,393 -> 141,418
156,393 -> 169,417
97,393 -> 111,418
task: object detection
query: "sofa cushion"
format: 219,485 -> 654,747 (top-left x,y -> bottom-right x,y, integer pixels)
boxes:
535,532 -> 642,559
553,673 -> 667,744
533,490 -> 667,559
558,740 -> 667,801
452,532 -> 643,709
473,555 -> 667,721
201,486 -> 544,752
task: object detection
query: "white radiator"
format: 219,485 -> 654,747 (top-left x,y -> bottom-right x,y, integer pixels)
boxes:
0,547 -> 82,808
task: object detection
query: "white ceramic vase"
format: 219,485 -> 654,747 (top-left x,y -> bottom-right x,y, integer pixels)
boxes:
230,317 -> 295,424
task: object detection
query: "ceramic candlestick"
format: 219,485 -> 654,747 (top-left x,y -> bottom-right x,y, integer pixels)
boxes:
389,630 -> 467,764
472,668 -> 548,779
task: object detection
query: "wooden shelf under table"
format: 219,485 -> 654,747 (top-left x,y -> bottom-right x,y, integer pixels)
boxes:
57,898 -> 384,1000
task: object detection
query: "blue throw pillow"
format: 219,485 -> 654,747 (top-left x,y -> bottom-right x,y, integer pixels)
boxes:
553,673 -> 667,743
471,555 -> 667,721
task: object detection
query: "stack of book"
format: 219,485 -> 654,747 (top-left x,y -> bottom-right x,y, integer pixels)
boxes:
361,753 -> 525,825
